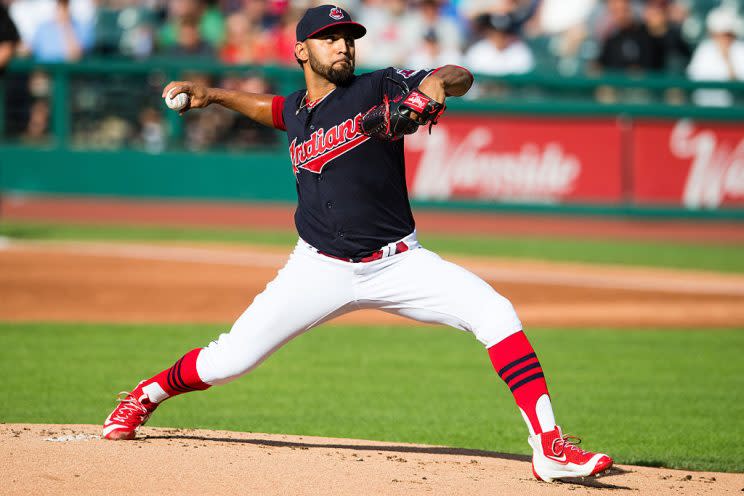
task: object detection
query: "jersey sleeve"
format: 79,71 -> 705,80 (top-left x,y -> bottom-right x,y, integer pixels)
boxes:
271,95 -> 287,131
380,67 -> 437,99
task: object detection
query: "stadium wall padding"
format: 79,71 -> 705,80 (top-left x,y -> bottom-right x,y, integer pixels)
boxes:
0,147 -> 297,202
3,116 -> 743,218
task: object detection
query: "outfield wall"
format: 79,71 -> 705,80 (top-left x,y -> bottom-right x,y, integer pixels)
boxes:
1,60 -> 743,218
406,116 -> 744,211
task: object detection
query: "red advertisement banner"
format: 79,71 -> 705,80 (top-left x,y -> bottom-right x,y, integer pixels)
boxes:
632,120 -> 744,209
404,116 -> 625,204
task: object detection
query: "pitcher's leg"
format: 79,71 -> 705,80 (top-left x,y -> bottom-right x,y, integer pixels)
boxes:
103,245 -> 354,439
362,249 -> 612,479
361,249 -> 522,347
361,249 -> 554,428
196,252 -> 354,385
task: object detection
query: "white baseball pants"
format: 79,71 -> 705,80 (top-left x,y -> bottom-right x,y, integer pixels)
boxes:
196,231 -> 523,385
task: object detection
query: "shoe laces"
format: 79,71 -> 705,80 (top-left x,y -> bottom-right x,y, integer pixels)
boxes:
553,434 -> 589,457
110,392 -> 150,424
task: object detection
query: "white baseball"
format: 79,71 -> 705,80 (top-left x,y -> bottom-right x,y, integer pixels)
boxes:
165,90 -> 189,111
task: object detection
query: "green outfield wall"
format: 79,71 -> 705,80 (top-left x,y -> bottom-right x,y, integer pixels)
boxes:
0,146 -> 296,202
1,59 -> 743,218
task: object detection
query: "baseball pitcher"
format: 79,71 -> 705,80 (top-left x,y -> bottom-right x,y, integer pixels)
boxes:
103,5 -> 613,482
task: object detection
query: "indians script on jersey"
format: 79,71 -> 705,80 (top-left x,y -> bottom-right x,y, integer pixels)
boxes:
289,112 -> 370,174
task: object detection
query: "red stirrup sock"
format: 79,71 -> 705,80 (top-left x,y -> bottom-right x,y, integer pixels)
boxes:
136,348 -> 211,405
487,331 -> 556,435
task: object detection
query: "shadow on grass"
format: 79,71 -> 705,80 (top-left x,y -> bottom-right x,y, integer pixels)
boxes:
144,433 -> 632,490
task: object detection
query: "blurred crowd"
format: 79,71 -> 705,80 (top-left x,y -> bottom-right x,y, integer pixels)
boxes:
2,0 -> 743,76
1,0 -> 743,148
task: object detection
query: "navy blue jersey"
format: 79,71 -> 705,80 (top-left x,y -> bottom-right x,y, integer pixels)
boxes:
273,67 -> 436,259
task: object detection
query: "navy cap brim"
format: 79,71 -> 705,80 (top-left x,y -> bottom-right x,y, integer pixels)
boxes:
304,21 -> 367,40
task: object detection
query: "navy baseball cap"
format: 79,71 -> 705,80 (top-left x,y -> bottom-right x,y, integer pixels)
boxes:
296,5 -> 367,42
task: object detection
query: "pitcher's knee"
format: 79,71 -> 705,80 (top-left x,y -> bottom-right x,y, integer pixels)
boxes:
470,294 -> 523,348
196,331 -> 264,385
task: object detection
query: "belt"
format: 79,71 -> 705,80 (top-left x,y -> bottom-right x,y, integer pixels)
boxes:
317,240 -> 410,263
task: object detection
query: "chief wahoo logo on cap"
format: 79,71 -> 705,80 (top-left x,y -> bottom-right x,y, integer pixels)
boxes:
329,7 -> 344,20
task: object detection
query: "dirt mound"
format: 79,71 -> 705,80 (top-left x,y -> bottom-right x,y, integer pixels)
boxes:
1,424 -> 739,495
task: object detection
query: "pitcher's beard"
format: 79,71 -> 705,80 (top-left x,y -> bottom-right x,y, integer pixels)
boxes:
309,54 -> 355,86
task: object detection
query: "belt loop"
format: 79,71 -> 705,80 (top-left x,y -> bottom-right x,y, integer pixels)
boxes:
395,241 -> 409,254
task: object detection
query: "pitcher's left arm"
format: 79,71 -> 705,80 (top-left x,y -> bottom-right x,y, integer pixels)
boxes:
418,65 -> 474,102
360,65 -> 474,140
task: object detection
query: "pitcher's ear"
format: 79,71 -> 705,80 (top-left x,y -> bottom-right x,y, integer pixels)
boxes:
295,42 -> 309,64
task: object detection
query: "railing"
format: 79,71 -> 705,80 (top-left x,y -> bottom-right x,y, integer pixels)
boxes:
1,58 -> 304,150
2,57 -> 742,150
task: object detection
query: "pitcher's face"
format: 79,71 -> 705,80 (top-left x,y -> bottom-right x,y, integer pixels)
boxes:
302,28 -> 356,86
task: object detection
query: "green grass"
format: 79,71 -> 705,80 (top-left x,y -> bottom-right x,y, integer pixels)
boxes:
0,221 -> 299,247
2,220 -> 743,272
1,322 -> 742,472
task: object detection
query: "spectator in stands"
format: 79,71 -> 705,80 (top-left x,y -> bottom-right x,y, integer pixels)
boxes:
596,0 -> 659,72
219,0 -> 296,65
0,3 -> 19,73
356,0 -> 409,67
459,0 -> 509,19
687,7 -> 744,107
8,0 -> 95,56
464,12 -> 535,75
217,74 -> 277,146
219,11 -> 256,64
460,0 -> 540,29
221,0 -> 288,27
29,0 -> 94,62
532,0 -> 597,74
2,2 -> 30,139
400,0 -> 463,56
158,0 -> 224,51
244,4 -> 298,66
406,29 -> 462,69
138,107 -> 165,153
24,98 -> 50,141
537,0 -> 596,37
643,0 -> 691,73
94,0 -> 156,58
166,17 -> 214,57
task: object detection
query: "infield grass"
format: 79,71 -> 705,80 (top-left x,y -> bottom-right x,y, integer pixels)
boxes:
1,322 -> 742,473
1,220 -> 743,273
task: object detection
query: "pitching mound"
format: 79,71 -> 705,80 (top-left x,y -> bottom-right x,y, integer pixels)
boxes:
1,424 -> 740,495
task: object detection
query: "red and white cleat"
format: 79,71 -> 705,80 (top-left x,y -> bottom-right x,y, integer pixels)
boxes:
529,426 -> 613,482
102,382 -> 157,440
